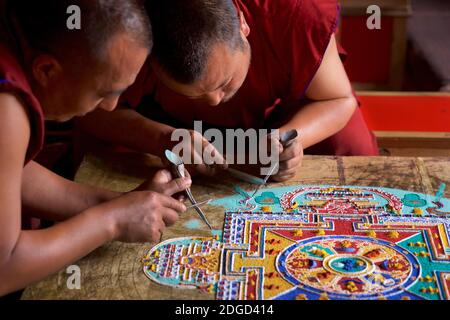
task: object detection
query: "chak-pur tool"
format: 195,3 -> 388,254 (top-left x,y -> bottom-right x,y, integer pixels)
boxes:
246,129 -> 299,202
165,150 -> 213,230
186,199 -> 211,210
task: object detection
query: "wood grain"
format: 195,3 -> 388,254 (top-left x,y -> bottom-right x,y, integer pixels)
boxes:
22,152 -> 450,299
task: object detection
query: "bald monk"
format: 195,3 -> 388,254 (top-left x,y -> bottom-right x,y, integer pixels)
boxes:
0,0 -> 191,297
78,0 -> 379,182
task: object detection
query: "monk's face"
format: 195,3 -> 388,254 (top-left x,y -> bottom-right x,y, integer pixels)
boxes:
154,41 -> 251,107
153,12 -> 252,107
33,33 -> 149,122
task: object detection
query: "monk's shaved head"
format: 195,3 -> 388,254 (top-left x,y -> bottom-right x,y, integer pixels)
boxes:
9,0 -> 152,65
3,0 -> 151,121
146,0 -> 245,84
146,0 -> 251,107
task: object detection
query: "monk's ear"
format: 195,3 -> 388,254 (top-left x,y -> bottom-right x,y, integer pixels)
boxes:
239,11 -> 250,37
31,55 -> 63,88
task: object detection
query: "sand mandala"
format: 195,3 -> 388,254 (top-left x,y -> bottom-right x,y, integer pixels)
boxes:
143,186 -> 450,300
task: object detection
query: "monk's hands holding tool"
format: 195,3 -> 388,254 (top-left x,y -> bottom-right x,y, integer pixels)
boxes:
266,130 -> 303,182
99,169 -> 191,243
101,190 -> 188,243
177,130 -> 228,177
135,169 -> 191,202
98,169 -> 191,243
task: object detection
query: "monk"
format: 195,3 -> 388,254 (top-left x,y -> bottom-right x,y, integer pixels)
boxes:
78,0 -> 379,181
0,0 -> 191,297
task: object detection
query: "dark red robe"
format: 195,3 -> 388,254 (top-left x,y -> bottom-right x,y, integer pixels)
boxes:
0,1 -> 45,164
122,0 -> 379,156
0,0 -> 46,230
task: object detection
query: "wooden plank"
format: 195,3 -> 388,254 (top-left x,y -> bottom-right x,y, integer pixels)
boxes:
389,17 -> 408,90
383,148 -> 450,157
21,152 -> 450,299
375,131 -> 450,149
340,0 -> 412,17
357,91 -> 450,97
353,83 -> 392,91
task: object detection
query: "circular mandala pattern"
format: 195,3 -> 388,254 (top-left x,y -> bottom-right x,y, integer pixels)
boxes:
323,255 -> 375,277
276,236 -> 420,299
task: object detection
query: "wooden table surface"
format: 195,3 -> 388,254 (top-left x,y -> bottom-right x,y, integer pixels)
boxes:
22,152 -> 450,300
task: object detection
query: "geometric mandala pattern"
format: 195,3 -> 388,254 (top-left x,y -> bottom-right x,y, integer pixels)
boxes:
143,186 -> 450,300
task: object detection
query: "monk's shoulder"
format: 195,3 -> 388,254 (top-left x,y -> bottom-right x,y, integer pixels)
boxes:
244,0 -> 338,34
0,93 -> 31,158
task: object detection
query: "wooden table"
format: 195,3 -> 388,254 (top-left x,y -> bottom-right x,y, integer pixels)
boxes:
22,152 -> 450,300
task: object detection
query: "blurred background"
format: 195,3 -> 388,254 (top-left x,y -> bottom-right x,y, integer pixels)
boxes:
339,0 -> 450,92
336,0 -> 450,159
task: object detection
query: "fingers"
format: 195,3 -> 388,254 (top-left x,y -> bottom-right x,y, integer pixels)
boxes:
279,139 -> 302,162
192,149 -> 206,168
175,193 -> 186,202
195,163 -> 227,177
186,131 -> 228,176
197,140 -> 228,176
195,165 -> 216,176
273,171 -> 297,182
159,193 -> 187,212
162,176 -> 192,196
279,156 -> 302,171
272,139 -> 302,182
153,169 -> 173,184
273,163 -> 297,181
135,169 -> 175,193
203,141 -> 228,167
264,135 -> 283,158
161,208 -> 180,226
149,204 -> 180,242
275,160 -> 300,181
149,221 -> 165,243
183,168 -> 191,179
149,205 -> 179,243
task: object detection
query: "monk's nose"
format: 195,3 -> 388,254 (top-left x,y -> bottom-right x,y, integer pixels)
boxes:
205,91 -> 225,106
99,98 -> 119,112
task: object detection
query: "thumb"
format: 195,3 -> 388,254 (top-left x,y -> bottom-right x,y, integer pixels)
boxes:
163,177 -> 192,196
153,169 -> 173,184
275,138 -> 283,153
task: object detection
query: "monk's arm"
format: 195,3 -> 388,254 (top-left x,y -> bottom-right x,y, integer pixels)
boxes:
279,34 -> 357,148
22,161 -> 120,222
77,108 -> 175,158
0,207 -> 118,296
0,94 -> 116,295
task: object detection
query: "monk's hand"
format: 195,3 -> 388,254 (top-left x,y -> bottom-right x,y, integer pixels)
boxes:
134,169 -> 191,202
99,190 -> 187,243
268,130 -> 303,182
181,130 -> 228,176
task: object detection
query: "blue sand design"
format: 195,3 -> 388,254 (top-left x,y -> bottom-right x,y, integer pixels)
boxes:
402,194 -> 427,208
331,257 -> 367,273
211,185 -> 450,214
436,183 -> 446,202
254,192 -> 280,205
233,186 -> 251,199
184,219 -> 202,229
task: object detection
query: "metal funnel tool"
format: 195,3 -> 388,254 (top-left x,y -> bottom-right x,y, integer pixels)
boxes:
246,129 -> 299,203
280,129 -> 298,147
165,150 -> 213,230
